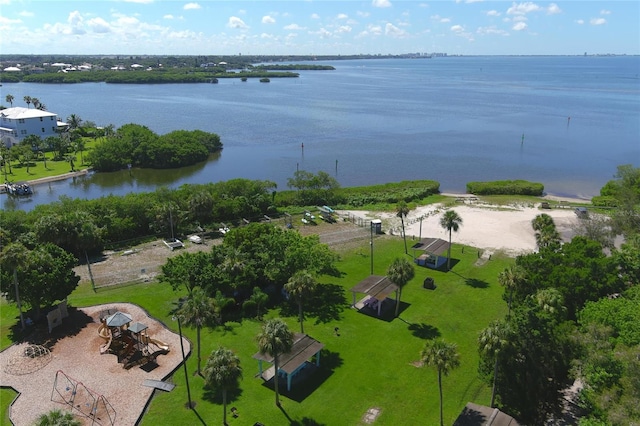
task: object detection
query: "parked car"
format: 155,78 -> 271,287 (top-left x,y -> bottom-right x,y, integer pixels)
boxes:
575,207 -> 589,218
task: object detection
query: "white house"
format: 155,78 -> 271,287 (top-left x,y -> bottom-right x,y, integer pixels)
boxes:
0,107 -> 68,148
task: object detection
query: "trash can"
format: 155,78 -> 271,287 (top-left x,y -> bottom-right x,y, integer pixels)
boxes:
371,219 -> 382,234
423,277 -> 435,290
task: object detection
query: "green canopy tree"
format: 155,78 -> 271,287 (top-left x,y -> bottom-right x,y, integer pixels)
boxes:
5,94 -> 14,107
531,214 -> 561,251
0,242 -> 28,329
203,347 -> 242,426
420,339 -> 461,426
396,201 -> 410,254
256,318 -> 293,407
0,243 -> 80,320
284,270 -> 317,333
387,257 -> 415,317
439,210 -> 463,271
176,286 -> 220,376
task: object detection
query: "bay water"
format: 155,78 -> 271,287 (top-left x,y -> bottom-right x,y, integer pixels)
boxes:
2,56 -> 639,211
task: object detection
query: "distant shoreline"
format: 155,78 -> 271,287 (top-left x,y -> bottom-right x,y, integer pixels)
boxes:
1,169 -> 89,191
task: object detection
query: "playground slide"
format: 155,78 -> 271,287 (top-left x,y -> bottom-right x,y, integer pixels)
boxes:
147,338 -> 170,351
97,321 -> 111,340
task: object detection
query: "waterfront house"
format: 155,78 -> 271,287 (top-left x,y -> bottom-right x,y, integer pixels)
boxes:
0,107 -> 68,148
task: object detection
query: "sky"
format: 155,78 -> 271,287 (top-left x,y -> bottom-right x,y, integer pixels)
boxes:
1,1 -> 638,56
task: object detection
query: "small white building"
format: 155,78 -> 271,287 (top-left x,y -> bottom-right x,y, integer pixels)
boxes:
0,107 -> 68,148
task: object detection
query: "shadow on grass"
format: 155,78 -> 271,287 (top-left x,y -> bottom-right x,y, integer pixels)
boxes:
279,283 -> 348,325
290,417 -> 327,426
10,307 -> 93,349
202,384 -> 244,406
262,349 -> 343,404
464,278 -> 490,289
407,323 -> 441,340
356,300 -> 410,323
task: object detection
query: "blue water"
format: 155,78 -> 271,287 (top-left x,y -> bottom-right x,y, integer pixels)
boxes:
2,56 -> 639,211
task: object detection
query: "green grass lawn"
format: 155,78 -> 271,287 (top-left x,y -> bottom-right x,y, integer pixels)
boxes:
1,238 -> 512,425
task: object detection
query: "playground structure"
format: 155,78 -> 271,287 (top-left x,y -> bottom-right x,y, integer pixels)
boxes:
51,370 -> 116,426
97,311 -> 170,370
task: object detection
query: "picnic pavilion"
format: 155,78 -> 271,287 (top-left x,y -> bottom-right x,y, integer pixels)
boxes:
253,333 -> 324,392
350,275 -> 399,317
411,237 -> 451,269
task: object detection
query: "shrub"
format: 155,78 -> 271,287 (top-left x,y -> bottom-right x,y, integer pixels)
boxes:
466,180 -> 544,196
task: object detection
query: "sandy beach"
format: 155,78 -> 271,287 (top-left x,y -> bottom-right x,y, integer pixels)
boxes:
339,196 -> 587,257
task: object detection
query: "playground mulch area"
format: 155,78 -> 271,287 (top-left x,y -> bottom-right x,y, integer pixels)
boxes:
0,303 -> 188,426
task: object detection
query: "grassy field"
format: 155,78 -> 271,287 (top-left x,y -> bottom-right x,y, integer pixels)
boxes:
1,237 -> 511,425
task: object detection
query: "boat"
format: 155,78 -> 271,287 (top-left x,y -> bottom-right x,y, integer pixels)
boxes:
188,235 -> 203,244
163,238 -> 184,251
5,181 -> 33,196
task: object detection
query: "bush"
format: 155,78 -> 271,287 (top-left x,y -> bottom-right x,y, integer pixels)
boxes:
591,195 -> 619,207
466,180 -> 544,196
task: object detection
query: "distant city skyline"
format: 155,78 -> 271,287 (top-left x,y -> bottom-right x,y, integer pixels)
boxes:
1,1 -> 638,56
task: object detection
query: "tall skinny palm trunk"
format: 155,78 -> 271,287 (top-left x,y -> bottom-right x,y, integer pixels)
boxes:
438,370 -> 444,426
298,301 -> 304,334
196,326 -> 202,375
491,357 -> 498,407
222,388 -> 228,425
273,351 -> 281,406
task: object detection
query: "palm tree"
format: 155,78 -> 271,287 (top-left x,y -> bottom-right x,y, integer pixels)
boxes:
531,214 -> 561,251
0,242 -> 28,329
23,95 -> 32,108
439,210 -> 463,270
498,265 -> 526,318
31,97 -> 41,110
478,320 -> 511,408
249,286 -> 269,319
5,94 -> 14,107
203,347 -> 242,426
534,288 -> 566,319
256,318 -> 293,406
420,339 -> 461,426
66,114 -> 83,132
387,257 -> 415,317
35,409 -> 80,426
284,270 -> 317,333
177,286 -> 218,376
396,201 -> 411,254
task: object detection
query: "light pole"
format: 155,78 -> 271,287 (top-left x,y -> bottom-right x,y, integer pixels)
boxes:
370,221 -> 374,275
173,315 -> 194,409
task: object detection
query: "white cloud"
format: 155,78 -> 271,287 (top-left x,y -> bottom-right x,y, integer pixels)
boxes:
284,23 -> 306,30
512,21 -> 527,31
372,0 -> 392,8
260,33 -> 276,40
337,13 -> 348,20
590,18 -> 606,26
336,25 -> 352,34
227,16 -> 248,29
262,15 -> 275,24
123,0 -> 153,3
88,17 -> 111,33
450,24 -> 464,32
311,13 -> 320,20
183,3 -> 201,11
316,28 -> 333,38
487,10 -> 500,17
513,15 -> 527,22
440,18 -> 451,23
600,10 -> 611,15
385,22 -> 407,37
547,3 -> 561,15
164,15 -> 174,20
456,0 -> 484,3
368,24 -> 383,35
357,11 -> 370,18
18,10 -> 33,17
0,15 -> 21,24
575,19 -> 584,25
507,2 -> 541,15
477,26 -> 508,36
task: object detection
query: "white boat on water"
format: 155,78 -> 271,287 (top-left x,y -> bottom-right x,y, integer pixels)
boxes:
5,181 -> 33,196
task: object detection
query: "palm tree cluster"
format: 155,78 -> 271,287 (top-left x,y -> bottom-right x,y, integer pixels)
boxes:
531,213 -> 561,251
